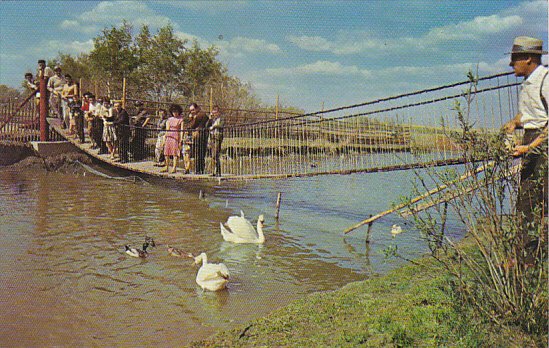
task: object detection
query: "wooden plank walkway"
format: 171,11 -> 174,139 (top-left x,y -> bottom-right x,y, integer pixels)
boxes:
47,118 -> 235,182
47,118 -> 464,182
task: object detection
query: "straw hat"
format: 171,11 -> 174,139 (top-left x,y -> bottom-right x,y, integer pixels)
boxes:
508,36 -> 547,55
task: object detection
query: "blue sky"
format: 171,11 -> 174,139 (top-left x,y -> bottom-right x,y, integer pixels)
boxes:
0,1 -> 546,111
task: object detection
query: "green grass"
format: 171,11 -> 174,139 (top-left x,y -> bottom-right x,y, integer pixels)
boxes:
190,256 -> 539,347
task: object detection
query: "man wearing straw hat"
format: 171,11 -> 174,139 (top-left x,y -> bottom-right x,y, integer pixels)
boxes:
503,36 -> 548,258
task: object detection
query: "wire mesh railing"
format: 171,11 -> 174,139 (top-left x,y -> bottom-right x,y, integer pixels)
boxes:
1,71 -> 520,178
0,96 -> 63,142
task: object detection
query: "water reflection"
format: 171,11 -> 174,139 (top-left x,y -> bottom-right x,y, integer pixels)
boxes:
0,164 -> 465,346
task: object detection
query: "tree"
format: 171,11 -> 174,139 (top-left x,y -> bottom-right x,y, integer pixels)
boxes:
184,41 -> 223,100
0,84 -> 21,100
88,21 -> 138,98
49,53 -> 94,93
132,24 -> 188,102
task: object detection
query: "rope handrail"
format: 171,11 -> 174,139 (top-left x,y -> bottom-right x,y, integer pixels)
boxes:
224,81 -> 521,132
101,72 -> 520,136
223,71 -> 517,129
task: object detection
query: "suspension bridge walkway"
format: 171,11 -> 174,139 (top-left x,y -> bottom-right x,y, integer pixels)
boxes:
1,71 -> 520,181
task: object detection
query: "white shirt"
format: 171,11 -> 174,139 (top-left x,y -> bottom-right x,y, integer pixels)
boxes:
47,75 -> 65,94
87,102 -> 97,116
519,65 -> 549,129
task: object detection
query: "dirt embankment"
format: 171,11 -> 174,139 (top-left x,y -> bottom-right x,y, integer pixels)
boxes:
0,142 -> 35,166
0,141 -> 92,173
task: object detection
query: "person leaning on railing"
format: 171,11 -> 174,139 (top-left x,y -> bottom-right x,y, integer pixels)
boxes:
24,73 -> 40,122
100,98 -> 117,159
130,101 -> 151,161
153,109 -> 168,167
503,36 -> 548,261
208,105 -> 224,177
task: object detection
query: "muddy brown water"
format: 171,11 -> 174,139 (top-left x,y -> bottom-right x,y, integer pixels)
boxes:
0,163 -> 464,346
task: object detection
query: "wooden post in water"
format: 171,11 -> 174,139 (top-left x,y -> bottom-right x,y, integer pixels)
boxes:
275,192 -> 282,220
39,69 -> 48,141
122,78 -> 127,109
365,215 -> 373,243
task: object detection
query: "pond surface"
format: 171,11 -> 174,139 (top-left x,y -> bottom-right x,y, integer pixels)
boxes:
0,163 -> 465,346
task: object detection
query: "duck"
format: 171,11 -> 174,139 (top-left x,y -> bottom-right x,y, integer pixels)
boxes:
167,245 -> 192,258
145,236 -> 156,247
220,212 -> 265,244
125,242 -> 150,258
193,252 -> 230,291
391,224 -> 403,237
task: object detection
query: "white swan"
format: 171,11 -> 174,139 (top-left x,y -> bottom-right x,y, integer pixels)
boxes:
220,213 -> 265,244
193,252 -> 230,291
391,224 -> 403,237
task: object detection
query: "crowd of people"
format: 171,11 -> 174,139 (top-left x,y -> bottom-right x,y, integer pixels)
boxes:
25,59 -> 225,175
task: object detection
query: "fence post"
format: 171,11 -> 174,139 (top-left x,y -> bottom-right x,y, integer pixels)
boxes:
122,77 -> 127,109
210,86 -> 213,113
39,68 -> 49,141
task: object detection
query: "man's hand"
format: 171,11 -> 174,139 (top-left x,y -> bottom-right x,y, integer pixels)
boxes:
512,144 -> 530,157
503,113 -> 522,134
503,121 -> 517,134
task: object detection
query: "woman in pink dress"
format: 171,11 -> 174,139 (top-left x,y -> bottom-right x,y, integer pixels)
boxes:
162,104 -> 184,173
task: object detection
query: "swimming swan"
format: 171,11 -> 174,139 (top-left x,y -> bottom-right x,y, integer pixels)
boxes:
391,224 -> 403,237
193,252 -> 230,291
220,213 -> 265,244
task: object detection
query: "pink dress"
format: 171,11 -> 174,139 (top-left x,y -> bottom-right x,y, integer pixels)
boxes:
164,117 -> 183,156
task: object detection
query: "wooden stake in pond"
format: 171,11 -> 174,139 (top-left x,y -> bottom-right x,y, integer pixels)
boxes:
365,214 -> 373,243
275,192 -> 282,220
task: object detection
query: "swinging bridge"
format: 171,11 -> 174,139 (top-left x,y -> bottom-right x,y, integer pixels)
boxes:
1,71 -> 520,181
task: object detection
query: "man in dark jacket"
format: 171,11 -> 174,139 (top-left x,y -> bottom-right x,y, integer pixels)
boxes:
188,103 -> 210,174
113,101 -> 130,163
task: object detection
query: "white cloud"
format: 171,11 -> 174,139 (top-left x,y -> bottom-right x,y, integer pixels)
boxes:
501,0 -> 547,33
423,15 -> 522,43
159,0 -> 249,13
215,36 -> 282,59
288,13 -> 524,55
31,39 -> 94,57
59,1 -> 176,34
175,31 -> 207,46
287,35 -> 333,52
265,61 -> 371,77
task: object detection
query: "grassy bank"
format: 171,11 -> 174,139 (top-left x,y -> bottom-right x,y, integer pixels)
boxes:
190,255 -> 539,347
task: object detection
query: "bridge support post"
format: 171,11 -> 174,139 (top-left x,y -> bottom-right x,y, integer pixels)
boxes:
39,72 -> 49,141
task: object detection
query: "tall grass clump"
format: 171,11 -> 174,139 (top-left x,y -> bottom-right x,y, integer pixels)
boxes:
400,73 -> 547,341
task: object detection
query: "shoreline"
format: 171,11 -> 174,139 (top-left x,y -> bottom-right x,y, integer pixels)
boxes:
189,252 -> 538,347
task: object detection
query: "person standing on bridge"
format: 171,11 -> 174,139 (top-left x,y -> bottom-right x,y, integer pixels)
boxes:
36,59 -> 54,80
113,101 -> 130,163
61,74 -> 78,134
188,103 -> 209,174
163,104 -> 185,174
47,66 -> 65,121
503,36 -> 548,261
208,105 -> 224,177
